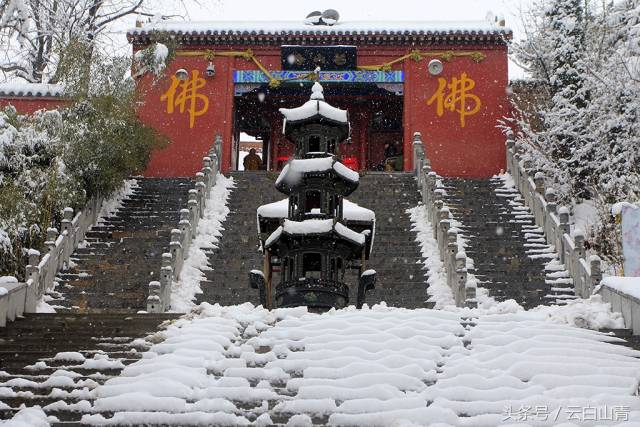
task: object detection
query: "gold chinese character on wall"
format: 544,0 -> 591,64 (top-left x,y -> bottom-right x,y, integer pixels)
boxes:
427,72 -> 481,128
160,70 -> 209,128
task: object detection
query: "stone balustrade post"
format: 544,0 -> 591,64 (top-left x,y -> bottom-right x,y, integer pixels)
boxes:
188,190 -> 199,229
45,228 -> 59,253
202,167 -> 211,192
25,250 -> 41,312
413,131 -> 424,180
432,197 -> 443,237
438,218 -> 450,261
432,189 -> 444,223
513,152 -> 521,186
61,207 -> 74,265
506,139 -> 515,173
534,172 -> 545,194
61,208 -> 73,234
179,209 -> 192,254
195,173 -> 206,216
160,253 -> 173,309
203,156 -> 213,191
573,229 -> 585,259
170,229 -> 183,279
427,173 -> 438,214
545,189 -> 557,215
147,281 -> 162,313
211,153 -> 219,178
447,229 -> 458,291
558,207 -> 570,235
506,138 -> 515,151
427,172 -> 437,194
215,134 -> 223,164
589,255 -> 602,294
455,251 -> 467,306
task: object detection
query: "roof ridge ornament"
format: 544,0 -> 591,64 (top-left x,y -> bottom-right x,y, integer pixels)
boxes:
310,81 -> 324,101
305,9 -> 340,26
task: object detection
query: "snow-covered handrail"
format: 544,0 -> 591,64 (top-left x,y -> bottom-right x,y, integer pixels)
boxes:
412,132 -> 477,308
0,279 -> 27,327
505,137 -> 602,298
146,139 -> 220,313
16,197 -> 103,322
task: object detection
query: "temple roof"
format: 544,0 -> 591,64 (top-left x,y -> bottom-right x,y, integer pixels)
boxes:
275,156 -> 359,195
257,198 -> 375,222
127,20 -> 512,45
264,218 -> 366,250
280,82 -> 350,140
280,82 -> 348,122
0,83 -> 65,98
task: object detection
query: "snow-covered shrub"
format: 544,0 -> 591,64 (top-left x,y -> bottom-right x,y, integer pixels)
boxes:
133,42 -> 174,78
0,105 -> 82,277
0,56 -> 168,278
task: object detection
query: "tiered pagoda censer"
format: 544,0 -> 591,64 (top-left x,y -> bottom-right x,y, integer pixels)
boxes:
249,82 -> 376,310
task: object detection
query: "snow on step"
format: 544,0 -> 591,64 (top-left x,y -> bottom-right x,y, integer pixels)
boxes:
0,304 -> 615,426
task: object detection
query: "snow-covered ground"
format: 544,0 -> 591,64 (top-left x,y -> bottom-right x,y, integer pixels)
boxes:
8,303 -> 622,426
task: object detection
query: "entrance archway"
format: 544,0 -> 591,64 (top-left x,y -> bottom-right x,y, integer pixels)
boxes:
233,82 -> 403,172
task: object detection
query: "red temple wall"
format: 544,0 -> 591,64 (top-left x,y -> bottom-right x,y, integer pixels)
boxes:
403,46 -> 508,177
138,43 -> 508,178
0,97 -> 69,115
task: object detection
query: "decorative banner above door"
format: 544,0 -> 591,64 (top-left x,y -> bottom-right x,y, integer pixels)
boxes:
281,45 -> 357,71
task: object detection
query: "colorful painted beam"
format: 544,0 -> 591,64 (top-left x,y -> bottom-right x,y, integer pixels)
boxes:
233,70 -> 404,84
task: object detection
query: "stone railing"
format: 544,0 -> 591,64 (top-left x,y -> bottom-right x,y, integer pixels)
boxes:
505,137 -> 602,298
1,197 -> 104,326
412,132 -> 477,308
597,278 -> 640,334
147,143 -> 220,313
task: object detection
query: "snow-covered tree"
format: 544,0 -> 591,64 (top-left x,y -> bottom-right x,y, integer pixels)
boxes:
0,0 -> 178,84
512,0 -> 594,198
508,0 -> 639,266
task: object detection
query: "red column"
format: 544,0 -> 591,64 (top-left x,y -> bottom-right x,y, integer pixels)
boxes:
358,111 -> 369,171
221,58 -> 235,174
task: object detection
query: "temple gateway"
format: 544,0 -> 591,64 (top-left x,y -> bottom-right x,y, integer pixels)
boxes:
127,16 -> 511,178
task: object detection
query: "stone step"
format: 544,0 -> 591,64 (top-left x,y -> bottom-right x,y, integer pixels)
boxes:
441,177 -> 567,309
198,172 -> 426,308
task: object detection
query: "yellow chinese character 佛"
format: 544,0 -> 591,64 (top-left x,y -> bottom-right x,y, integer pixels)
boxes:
160,70 -> 209,128
427,72 -> 482,128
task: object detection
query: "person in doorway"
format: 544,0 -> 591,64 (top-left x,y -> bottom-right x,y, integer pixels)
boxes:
383,141 -> 402,171
383,142 -> 398,159
243,148 -> 262,171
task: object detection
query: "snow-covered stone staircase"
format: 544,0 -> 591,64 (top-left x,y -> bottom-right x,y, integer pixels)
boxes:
4,305 -> 639,426
0,312 -> 179,423
199,171 -> 430,309
347,172 -> 429,308
48,178 -> 192,313
197,171 -> 282,306
441,177 -> 576,308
